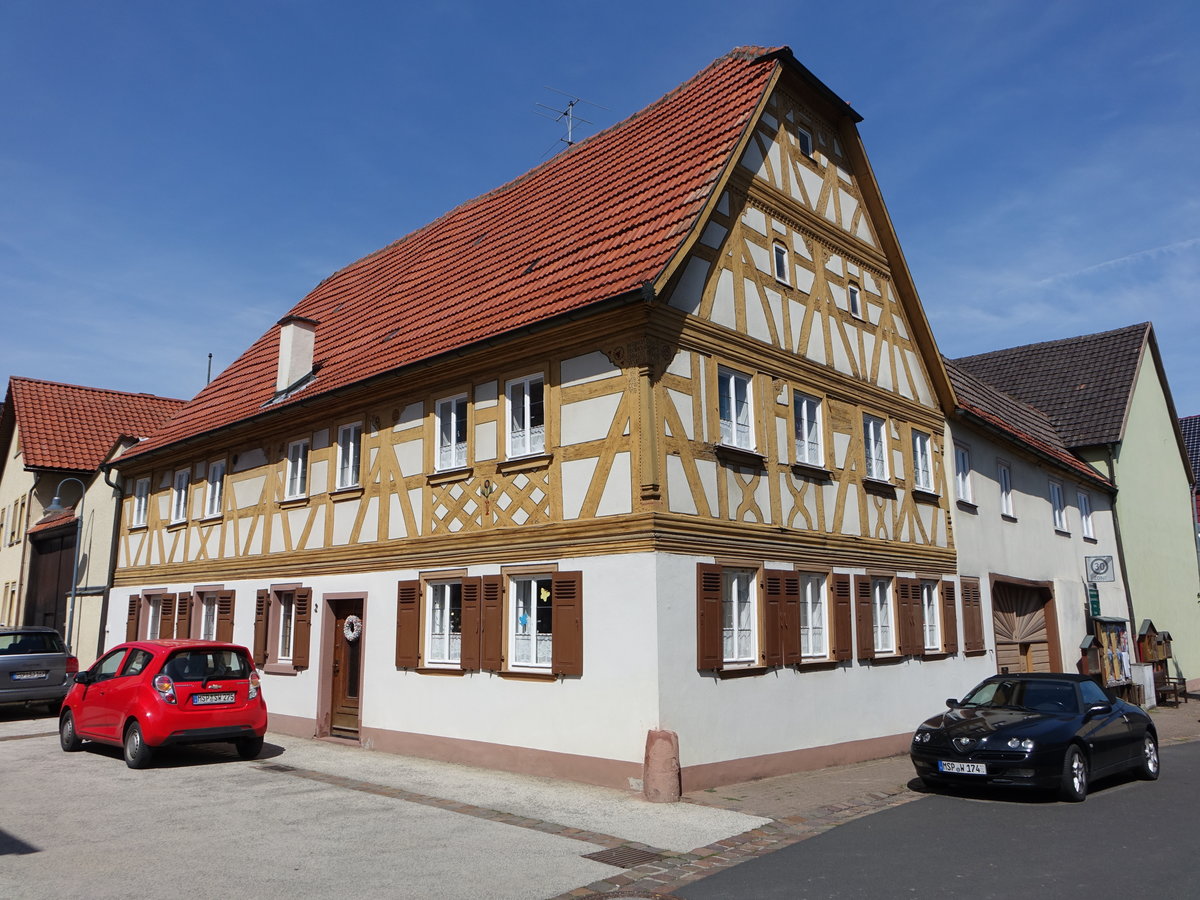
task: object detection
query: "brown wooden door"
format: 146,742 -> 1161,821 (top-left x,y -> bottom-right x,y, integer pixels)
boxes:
993,582 -> 1051,673
330,599 -> 364,737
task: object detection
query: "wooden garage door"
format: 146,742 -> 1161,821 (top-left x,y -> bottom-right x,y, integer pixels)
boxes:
992,582 -> 1051,673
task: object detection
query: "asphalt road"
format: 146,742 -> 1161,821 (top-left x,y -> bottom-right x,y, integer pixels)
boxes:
678,741 -> 1200,900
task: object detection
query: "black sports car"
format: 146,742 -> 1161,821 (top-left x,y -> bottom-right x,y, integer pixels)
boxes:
910,672 -> 1158,801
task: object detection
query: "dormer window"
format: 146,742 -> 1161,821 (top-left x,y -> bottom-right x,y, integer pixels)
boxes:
275,315 -> 318,394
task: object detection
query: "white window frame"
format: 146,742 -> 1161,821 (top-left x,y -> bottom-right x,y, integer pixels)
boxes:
1078,491 -> 1094,539
793,392 -> 823,467
954,443 -> 973,503
863,414 -> 888,481
204,459 -> 225,518
170,469 -> 190,524
277,590 -> 296,662
285,439 -> 310,500
795,125 -> 813,156
799,573 -> 827,659
848,282 -> 862,318
772,243 -> 790,284
336,422 -> 363,490
1050,480 -> 1068,531
911,430 -> 933,492
510,575 -> 553,669
147,596 -> 163,640
132,477 -> 150,528
717,367 -> 754,451
506,375 -> 545,458
200,593 -> 218,641
998,461 -> 1014,518
921,581 -> 940,651
426,581 -> 463,665
722,567 -> 758,664
436,395 -> 468,471
872,577 -> 894,654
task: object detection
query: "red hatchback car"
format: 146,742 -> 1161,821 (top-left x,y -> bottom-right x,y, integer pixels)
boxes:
59,640 -> 267,768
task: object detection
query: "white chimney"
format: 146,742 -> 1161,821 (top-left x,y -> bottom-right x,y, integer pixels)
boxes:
276,315 -> 319,393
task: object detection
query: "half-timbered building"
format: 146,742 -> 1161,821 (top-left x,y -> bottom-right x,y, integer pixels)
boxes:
106,47 -> 994,791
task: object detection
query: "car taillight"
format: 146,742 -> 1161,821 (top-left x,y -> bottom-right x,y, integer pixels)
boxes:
248,671 -> 261,701
66,656 -> 79,675
153,674 -> 177,704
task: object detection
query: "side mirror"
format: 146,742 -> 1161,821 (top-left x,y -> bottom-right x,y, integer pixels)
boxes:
1085,703 -> 1112,719
74,671 -> 93,686
945,698 -> 959,708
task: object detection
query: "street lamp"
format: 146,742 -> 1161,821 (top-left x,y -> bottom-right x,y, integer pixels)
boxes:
44,477 -> 86,652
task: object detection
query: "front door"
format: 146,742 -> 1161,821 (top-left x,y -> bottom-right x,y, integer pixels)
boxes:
993,582 -> 1053,673
329,599 -> 363,738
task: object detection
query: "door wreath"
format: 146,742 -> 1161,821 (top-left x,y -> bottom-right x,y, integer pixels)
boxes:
343,615 -> 363,642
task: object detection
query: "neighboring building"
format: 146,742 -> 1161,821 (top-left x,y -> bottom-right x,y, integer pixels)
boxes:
954,324 -> 1200,688
1180,413 -> 1200,543
945,361 -> 1135,695
106,46 -> 996,792
0,378 -> 184,664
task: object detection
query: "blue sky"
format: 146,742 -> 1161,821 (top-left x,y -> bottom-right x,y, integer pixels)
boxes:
2,1 -> 1197,418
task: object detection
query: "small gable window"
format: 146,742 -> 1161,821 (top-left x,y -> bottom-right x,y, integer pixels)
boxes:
796,126 -> 813,157
848,282 -> 862,318
772,243 -> 790,284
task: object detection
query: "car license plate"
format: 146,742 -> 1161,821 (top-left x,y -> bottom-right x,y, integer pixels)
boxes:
192,691 -> 236,705
939,760 -> 986,775
11,670 -> 48,681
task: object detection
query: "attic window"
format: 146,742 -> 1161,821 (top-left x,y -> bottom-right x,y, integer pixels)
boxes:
796,126 -> 813,157
772,243 -> 790,285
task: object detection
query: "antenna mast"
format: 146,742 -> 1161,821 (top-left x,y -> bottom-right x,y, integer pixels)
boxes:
535,87 -> 608,151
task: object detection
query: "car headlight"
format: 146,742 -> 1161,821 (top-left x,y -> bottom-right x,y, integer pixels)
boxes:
913,730 -> 933,744
1006,737 -> 1035,752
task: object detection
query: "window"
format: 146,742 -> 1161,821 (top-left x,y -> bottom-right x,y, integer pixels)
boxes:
800,573 -> 827,659
954,443 -> 973,503
795,126 -> 813,156
793,392 -> 823,467
848,283 -> 862,318
277,590 -> 296,662
1050,480 -> 1067,531
200,594 -> 218,641
772,243 -> 790,284
921,581 -> 940,651
1078,491 -> 1094,539
506,375 -> 545,458
336,423 -> 363,489
722,568 -> 757,664
121,649 -> 153,677
147,596 -> 163,640
285,440 -> 309,499
511,575 -> 553,668
717,367 -> 754,450
204,460 -> 225,518
871,577 -> 894,653
863,414 -> 888,480
253,587 -> 311,671
427,581 -> 462,665
998,462 -> 1014,518
170,469 -> 189,523
911,430 -> 933,492
132,477 -> 150,528
436,395 -> 468,470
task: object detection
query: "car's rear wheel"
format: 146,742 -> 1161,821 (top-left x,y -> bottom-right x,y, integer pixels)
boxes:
123,721 -> 154,769
1059,745 -> 1088,802
1136,733 -> 1160,780
236,736 -> 264,760
59,710 -> 83,752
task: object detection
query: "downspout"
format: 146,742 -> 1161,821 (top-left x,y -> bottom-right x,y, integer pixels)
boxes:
16,473 -> 39,625
1103,444 -> 1139,632
99,462 -> 125,659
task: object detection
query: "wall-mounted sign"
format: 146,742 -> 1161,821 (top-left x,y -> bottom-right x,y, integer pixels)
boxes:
1087,583 -> 1101,617
1085,556 -> 1115,582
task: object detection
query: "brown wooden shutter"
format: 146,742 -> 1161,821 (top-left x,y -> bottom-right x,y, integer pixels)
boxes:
831,574 -> 853,661
762,571 -> 783,667
160,594 -> 177,640
896,579 -> 917,656
459,576 -> 481,671
781,572 -> 802,665
216,590 -> 235,643
941,581 -> 958,654
961,578 -> 985,653
176,592 -> 193,641
395,580 -> 420,669
253,589 -> 269,665
696,563 -> 724,671
292,588 -> 312,669
126,595 -> 140,642
480,575 -> 504,671
855,576 -> 875,660
550,570 -> 583,676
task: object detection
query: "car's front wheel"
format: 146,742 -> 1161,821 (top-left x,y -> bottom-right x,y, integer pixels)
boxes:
1059,745 -> 1088,802
236,736 -> 264,760
123,721 -> 154,769
1135,733 -> 1160,780
59,710 -> 83,752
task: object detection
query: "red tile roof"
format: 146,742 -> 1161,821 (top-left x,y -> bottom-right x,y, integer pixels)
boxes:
128,46 -> 792,458
4,378 -> 185,473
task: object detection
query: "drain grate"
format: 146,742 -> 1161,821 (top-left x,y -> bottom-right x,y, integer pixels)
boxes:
258,763 -> 296,773
581,845 -> 665,868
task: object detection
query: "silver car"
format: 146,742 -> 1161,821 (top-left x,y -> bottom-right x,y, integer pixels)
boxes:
0,627 -> 78,714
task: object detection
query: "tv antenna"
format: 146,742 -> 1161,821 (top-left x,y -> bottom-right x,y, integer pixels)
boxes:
535,87 -> 607,153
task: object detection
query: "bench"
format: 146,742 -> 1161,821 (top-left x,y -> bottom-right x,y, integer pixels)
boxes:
1155,672 -> 1188,706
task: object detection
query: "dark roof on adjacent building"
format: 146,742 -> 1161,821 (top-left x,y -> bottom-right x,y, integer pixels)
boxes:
953,323 -> 1150,448
1180,414 -> 1200,483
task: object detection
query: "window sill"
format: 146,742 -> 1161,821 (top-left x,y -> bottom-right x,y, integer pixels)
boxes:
1083,535 -> 1098,544
165,520 -> 187,531
714,445 -> 766,469
716,665 -> 771,679
1001,514 -> 1018,523
416,666 -> 465,676
498,670 -> 558,682
263,662 -> 299,676
129,524 -> 148,533
330,486 -> 364,502
964,649 -> 989,657
428,467 -> 473,486
921,652 -> 953,661
793,659 -> 840,671
198,513 -> 224,524
279,497 -> 309,510
790,461 -> 832,481
911,488 -> 941,505
862,653 -> 905,665
1054,528 -> 1071,537
863,478 -> 896,498
956,499 -> 979,514
497,453 -> 552,474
